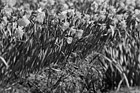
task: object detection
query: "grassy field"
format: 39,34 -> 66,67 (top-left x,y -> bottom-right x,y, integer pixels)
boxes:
0,0 -> 140,93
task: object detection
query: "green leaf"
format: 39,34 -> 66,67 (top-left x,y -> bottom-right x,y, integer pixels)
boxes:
0,56 -> 9,69
110,25 -> 115,37
138,53 -> 140,63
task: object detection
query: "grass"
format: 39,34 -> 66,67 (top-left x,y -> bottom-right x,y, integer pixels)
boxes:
0,0 -> 140,93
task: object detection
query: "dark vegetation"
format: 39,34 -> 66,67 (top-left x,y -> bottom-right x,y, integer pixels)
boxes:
0,0 -> 140,92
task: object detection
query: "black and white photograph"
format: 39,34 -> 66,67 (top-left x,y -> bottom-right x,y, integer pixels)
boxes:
0,0 -> 140,93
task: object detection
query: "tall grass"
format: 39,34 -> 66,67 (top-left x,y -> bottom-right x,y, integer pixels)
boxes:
0,0 -> 140,92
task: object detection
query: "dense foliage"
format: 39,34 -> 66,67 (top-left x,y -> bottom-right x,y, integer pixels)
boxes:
0,0 -> 140,93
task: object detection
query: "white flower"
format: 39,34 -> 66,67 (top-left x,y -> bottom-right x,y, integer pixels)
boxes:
17,15 -> 30,27
66,37 -> 73,44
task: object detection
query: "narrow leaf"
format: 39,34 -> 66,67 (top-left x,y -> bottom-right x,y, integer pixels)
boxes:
0,56 -> 9,69
110,25 -> 115,37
